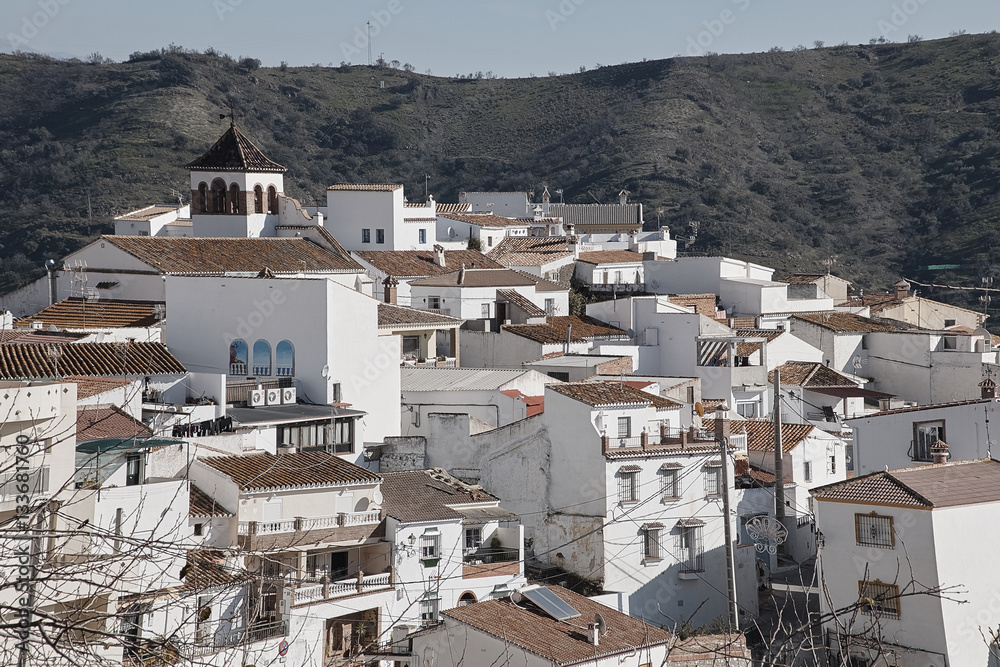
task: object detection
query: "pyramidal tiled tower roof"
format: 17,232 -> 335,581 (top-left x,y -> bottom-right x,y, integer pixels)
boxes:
186,122 -> 286,173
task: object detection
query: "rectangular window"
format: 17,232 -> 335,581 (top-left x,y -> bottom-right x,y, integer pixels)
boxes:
464,527 -> 482,551
705,466 -> 723,497
193,523 -> 204,536
736,401 -> 758,418
376,228 -> 385,244
855,513 -> 894,549
913,420 -> 944,462
481,303 -> 490,319
660,469 -> 679,500
125,453 -> 143,486
544,298 -> 556,316
419,598 -> 440,625
944,319 -> 956,327
428,296 -> 441,310
487,236 -> 493,247
803,461 -> 813,483
858,580 -> 900,619
642,527 -> 662,561
138,230 -> 150,237
676,526 -> 704,572
362,228 -> 371,243
943,336 -> 957,350
829,455 -> 837,475
617,416 -> 631,438
618,470 -> 639,503
420,533 -> 439,559
418,228 -> 426,244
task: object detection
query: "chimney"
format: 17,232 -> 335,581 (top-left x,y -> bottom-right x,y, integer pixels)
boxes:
458,263 -> 466,285
587,623 -> 600,647
894,278 -> 910,301
619,189 -> 629,206
930,439 -> 949,465
533,205 -> 544,221
734,454 -> 749,477
628,229 -> 639,252
433,244 -> 446,267
568,235 -> 580,259
981,378 -> 998,399
382,275 -> 399,304
714,404 -> 730,444
541,186 -> 550,215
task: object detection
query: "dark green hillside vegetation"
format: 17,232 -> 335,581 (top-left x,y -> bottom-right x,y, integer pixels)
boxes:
1,35 -> 999,317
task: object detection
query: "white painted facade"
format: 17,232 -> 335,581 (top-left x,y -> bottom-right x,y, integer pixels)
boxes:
190,167 -> 284,238
324,186 -> 436,252
164,275 -> 400,453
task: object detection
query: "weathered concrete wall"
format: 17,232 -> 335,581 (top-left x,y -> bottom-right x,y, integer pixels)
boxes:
377,435 -> 427,472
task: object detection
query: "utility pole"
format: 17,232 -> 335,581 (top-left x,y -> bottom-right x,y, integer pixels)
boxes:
774,369 -> 785,546
716,405 -> 739,631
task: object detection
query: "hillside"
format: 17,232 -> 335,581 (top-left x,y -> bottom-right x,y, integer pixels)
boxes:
1,36 -> 999,312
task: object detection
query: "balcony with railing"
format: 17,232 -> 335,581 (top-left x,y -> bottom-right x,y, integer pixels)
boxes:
602,424 -> 744,457
462,547 -> 520,579
291,570 -> 393,607
184,619 -> 290,659
237,510 -> 382,551
0,466 -> 49,505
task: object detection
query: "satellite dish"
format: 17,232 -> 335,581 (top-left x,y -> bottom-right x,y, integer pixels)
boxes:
650,279 -> 659,290
695,401 -> 705,417
321,364 -> 330,380
594,613 -> 608,637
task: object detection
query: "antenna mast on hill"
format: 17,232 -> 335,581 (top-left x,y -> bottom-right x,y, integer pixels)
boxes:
367,22 -> 373,66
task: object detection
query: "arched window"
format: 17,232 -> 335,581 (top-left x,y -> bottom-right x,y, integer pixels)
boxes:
275,340 -> 294,377
254,185 -> 264,214
229,183 -> 241,214
252,340 -> 271,376
228,340 -> 248,376
458,592 -> 477,606
211,179 -> 227,214
267,185 -> 278,214
197,182 -> 208,213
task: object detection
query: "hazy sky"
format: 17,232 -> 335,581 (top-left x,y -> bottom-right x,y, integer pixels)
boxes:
3,0 -> 997,77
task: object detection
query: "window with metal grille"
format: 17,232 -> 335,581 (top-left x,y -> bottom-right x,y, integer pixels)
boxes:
704,466 -> 723,496
362,228 -> 371,243
419,597 -> 440,624
660,469 -> 679,500
803,461 -> 812,482
829,455 -> 837,475
618,470 -> 639,503
617,416 -> 631,438
641,526 -> 662,560
376,228 -> 385,244
418,228 -> 426,244
913,420 -> 944,462
855,513 -> 894,548
676,526 -> 704,572
419,534 -> 439,558
858,580 -> 900,618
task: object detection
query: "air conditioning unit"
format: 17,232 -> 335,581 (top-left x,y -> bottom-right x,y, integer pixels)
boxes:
266,389 -> 282,405
248,389 -> 266,407
282,387 -> 297,404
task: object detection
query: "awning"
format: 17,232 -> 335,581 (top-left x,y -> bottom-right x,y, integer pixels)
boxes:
457,507 -> 519,522
809,387 -> 894,399
76,437 -> 184,454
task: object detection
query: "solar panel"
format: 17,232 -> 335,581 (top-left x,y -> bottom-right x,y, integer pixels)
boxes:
521,586 -> 581,621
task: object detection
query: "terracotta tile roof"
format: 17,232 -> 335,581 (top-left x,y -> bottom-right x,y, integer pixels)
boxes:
103,236 -> 360,274
180,551 -> 253,591
810,470 -> 932,508
441,586 -> 686,665
852,398 -> 995,420
380,469 -> 501,523
0,330 -> 86,344
729,316 -> 758,329
17,298 -> 164,330
497,289 -> 546,317
770,361 -> 858,387
434,203 -> 471,214
504,316 -> 628,344
500,389 -> 544,416
783,274 -> 826,285
487,236 -> 573,266
115,205 -> 179,222
703,418 -> 814,452
792,312 -> 904,333
189,485 -> 235,518
734,329 -> 784,356
356,249 -> 503,277
438,212 -> 528,228
0,342 -> 186,379
410,268 -> 537,288
76,404 -> 152,442
64,376 -> 132,400
516,269 -> 568,292
186,123 -> 286,173
327,183 -> 402,191
550,381 -> 681,410
576,250 -> 648,265
200,451 -> 380,492
742,462 -> 794,485
378,303 -> 462,328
